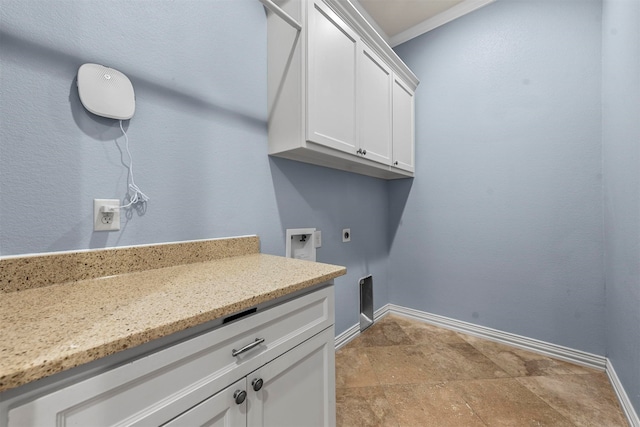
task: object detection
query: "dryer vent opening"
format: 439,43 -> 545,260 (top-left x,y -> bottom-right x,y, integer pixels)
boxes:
360,275 -> 373,332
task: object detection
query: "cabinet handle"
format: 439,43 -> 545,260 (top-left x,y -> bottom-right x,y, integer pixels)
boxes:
252,378 -> 264,391
234,390 -> 247,405
356,148 -> 363,155
362,150 -> 367,155
232,337 -> 265,357
394,161 -> 398,165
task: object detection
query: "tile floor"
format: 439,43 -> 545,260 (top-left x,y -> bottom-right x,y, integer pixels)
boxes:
335,314 -> 628,427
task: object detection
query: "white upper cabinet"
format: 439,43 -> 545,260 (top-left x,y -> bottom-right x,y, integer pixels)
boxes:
358,44 -> 392,166
392,75 -> 415,173
266,0 -> 419,180
307,1 -> 358,154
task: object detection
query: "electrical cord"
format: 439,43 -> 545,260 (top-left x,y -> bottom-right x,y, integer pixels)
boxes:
119,120 -> 149,209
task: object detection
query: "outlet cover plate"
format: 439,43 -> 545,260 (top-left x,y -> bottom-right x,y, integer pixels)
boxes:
94,199 -> 120,231
342,228 -> 351,242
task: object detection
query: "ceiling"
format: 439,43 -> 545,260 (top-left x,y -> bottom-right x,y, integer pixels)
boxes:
350,0 -> 495,46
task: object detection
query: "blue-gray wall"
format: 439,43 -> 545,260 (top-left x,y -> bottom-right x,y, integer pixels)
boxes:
2,0 -> 638,412
602,0 -> 640,414
391,0 -> 606,355
0,0 -> 390,335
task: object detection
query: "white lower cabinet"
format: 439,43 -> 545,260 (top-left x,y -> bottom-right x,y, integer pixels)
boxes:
247,328 -> 335,427
5,285 -> 335,427
169,328 -> 335,427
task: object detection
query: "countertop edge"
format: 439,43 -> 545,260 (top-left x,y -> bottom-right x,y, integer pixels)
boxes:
0,259 -> 346,393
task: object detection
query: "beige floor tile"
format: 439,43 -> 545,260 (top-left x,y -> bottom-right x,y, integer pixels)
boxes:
422,342 -> 511,380
365,342 -> 508,385
383,382 -> 487,427
346,317 -> 413,348
336,386 -> 399,427
460,334 -> 598,377
335,347 -> 379,389
451,378 -> 574,426
364,345 -> 443,385
389,314 -> 470,349
335,315 -> 628,427
517,373 -> 628,427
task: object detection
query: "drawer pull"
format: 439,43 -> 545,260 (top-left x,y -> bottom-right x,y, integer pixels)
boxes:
232,338 -> 265,357
233,390 -> 247,405
252,378 -> 264,392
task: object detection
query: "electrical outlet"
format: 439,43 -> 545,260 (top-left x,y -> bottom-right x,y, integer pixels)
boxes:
94,199 -> 120,231
342,228 -> 351,242
314,230 -> 322,248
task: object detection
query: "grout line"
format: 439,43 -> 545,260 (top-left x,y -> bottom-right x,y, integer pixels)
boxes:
513,375 -> 583,427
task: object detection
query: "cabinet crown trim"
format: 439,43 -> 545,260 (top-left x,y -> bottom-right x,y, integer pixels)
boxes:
325,0 -> 419,89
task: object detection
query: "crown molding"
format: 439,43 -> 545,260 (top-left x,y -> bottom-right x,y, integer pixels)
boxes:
327,0 -> 419,89
343,0 -> 391,46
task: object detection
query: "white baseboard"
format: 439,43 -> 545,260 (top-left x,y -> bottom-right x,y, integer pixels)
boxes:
334,304 -> 639,426
386,304 -> 606,370
606,359 -> 640,427
336,303 -> 605,369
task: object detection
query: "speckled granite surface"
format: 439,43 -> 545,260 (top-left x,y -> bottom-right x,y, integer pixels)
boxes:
0,238 -> 346,392
0,235 -> 260,293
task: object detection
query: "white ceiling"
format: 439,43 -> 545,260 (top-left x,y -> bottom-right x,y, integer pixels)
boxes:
350,0 -> 495,46
358,0 -> 465,37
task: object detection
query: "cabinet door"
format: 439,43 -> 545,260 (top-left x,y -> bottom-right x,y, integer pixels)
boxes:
307,0 -> 358,154
392,75 -> 415,172
358,44 -> 392,165
247,328 -> 336,427
162,378 -> 246,427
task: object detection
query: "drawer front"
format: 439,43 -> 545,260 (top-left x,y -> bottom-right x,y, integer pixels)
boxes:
8,285 -> 334,427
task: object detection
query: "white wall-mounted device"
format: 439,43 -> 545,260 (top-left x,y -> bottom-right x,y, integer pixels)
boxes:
77,63 -> 135,120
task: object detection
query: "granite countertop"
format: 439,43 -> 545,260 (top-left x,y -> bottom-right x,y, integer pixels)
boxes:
0,237 -> 346,393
